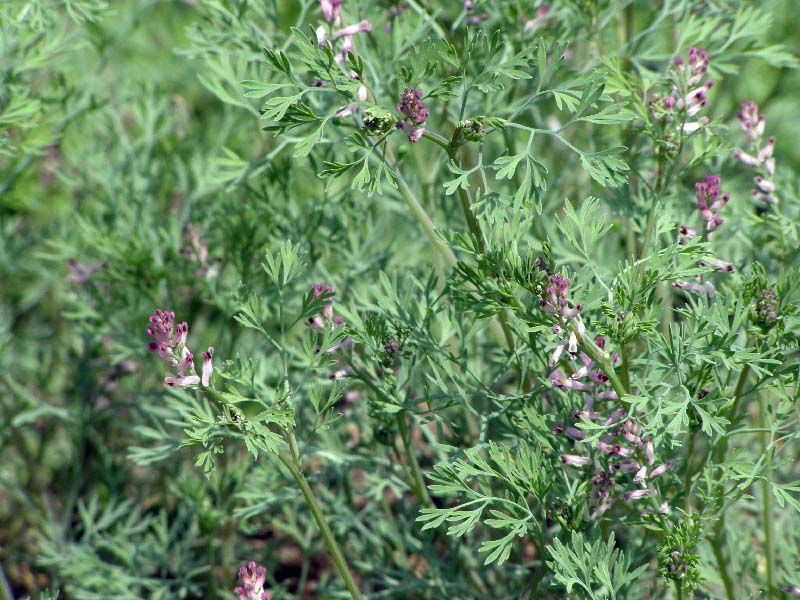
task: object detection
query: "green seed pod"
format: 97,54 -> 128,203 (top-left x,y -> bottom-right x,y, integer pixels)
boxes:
752,287 -> 779,328
362,107 -> 395,136
458,118 -> 485,142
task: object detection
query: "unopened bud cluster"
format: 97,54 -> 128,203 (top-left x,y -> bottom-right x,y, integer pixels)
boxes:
395,87 -> 429,143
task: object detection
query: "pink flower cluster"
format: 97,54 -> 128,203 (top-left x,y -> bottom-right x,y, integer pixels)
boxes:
315,2 -> 371,119
147,309 -> 214,388
673,175 -> 734,297
234,561 -> 271,600
556,406 -> 672,519
694,175 -> 729,233
654,46 -> 713,134
540,274 -> 590,369
733,99 -> 778,206
315,0 -> 371,66
395,87 -> 429,143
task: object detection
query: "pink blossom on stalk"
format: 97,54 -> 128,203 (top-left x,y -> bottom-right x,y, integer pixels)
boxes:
675,46 -> 709,86
672,278 -> 716,298
658,46 -> 713,133
734,99 -> 779,206
737,99 -> 766,143
234,561 -> 271,600
698,257 -> 734,273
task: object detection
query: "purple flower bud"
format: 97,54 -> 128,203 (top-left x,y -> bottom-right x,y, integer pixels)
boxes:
695,175 -> 729,231
737,98 -> 766,144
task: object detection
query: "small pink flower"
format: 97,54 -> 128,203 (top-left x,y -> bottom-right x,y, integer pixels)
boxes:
649,461 -> 673,478
320,0 -> 342,25
201,347 -> 214,387
561,453 -> 591,467
335,19 -> 372,38
623,488 -> 649,501
165,374 -> 201,388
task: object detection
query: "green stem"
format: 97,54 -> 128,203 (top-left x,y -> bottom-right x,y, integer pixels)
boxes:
674,580 -> 685,600
714,364 -> 751,464
683,429 -> 695,513
0,563 -> 12,600
711,519 -> 737,600
572,328 -> 628,402
708,363 -> 752,600
278,439 -> 363,600
759,396 -> 775,597
391,154 -> 458,269
395,413 -> 433,508
619,342 -> 632,393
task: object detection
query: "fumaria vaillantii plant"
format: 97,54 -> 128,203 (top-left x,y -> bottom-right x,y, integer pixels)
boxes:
1,0 -> 799,599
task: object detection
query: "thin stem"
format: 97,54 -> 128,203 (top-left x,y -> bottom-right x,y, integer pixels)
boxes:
709,361 -> 752,600
395,412 -> 434,508
619,342 -> 632,393
759,396 -> 776,597
674,580 -> 685,600
571,327 -> 628,402
0,563 -> 13,600
711,519 -> 737,600
389,149 -> 458,269
277,445 -> 363,600
683,429 -> 695,513
713,364 -> 751,464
